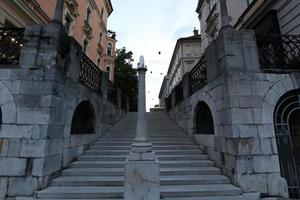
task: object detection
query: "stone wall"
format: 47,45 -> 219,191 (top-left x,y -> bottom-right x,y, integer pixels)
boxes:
0,22 -> 126,200
166,27 -> 300,198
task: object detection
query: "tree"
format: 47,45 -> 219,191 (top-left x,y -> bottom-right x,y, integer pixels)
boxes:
114,47 -> 138,111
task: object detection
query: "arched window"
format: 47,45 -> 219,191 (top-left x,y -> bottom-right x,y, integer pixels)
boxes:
274,89 -> 300,198
194,101 -> 214,134
0,107 -> 2,128
71,101 -> 95,135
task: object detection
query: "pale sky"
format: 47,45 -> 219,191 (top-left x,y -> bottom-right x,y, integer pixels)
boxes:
108,0 -> 199,110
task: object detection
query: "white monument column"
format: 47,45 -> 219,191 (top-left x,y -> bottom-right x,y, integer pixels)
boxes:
124,56 -> 160,200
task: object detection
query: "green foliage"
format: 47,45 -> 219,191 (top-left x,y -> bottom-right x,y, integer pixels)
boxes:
114,47 -> 138,111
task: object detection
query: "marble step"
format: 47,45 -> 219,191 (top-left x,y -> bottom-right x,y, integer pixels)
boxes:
160,184 -> 242,198
84,149 -> 203,156
36,186 -> 123,199
77,154 -> 209,161
62,168 -> 124,176
62,167 -> 220,176
100,138 -> 192,142
161,195 -> 247,200
95,141 -> 195,145
51,175 -> 230,187
71,160 -> 214,168
90,145 -> 200,151
160,167 -> 220,176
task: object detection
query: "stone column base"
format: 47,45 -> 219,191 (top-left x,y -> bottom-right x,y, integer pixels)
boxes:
124,158 -> 160,200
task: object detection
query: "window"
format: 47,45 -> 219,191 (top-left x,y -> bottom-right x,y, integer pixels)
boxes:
208,0 -> 213,11
0,107 -> 2,128
99,32 -> 103,43
107,43 -> 112,56
83,39 -> 89,54
64,14 -> 73,35
246,0 -> 254,6
106,66 -> 111,78
97,58 -> 101,67
86,7 -> 92,23
101,8 -> 104,18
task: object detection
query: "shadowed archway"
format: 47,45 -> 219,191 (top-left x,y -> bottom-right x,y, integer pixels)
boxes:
71,100 -> 96,135
194,101 -> 214,135
274,89 -> 300,198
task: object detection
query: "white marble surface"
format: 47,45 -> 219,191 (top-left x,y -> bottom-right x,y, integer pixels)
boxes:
125,159 -> 160,200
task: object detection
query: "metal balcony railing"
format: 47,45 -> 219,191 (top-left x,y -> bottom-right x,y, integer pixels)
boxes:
256,34 -> 300,71
189,56 -> 207,94
79,52 -> 102,94
0,27 -> 25,65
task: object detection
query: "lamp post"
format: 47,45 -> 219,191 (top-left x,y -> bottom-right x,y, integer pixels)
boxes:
124,56 -> 159,200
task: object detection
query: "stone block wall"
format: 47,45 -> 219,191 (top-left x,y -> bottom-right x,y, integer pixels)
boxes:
0,22 -> 126,199
166,27 -> 300,198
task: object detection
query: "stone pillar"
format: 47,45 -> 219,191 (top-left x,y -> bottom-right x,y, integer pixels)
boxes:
182,73 -> 190,99
210,27 -> 288,198
117,88 -> 122,110
220,0 -> 231,28
101,72 -> 109,101
19,0 -> 66,70
124,56 -> 160,200
67,38 -> 82,81
52,0 -> 64,24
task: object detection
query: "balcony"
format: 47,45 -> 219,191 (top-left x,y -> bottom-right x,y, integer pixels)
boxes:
0,27 -> 25,66
256,34 -> 300,71
82,20 -> 93,40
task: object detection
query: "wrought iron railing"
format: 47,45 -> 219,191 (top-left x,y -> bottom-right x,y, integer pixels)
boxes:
189,56 -> 207,94
174,81 -> 183,105
108,80 -> 118,105
0,27 -> 25,65
79,52 -> 102,94
256,34 -> 300,70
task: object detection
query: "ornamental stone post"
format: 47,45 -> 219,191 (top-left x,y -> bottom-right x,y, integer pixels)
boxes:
124,56 -> 160,200
220,0 -> 231,29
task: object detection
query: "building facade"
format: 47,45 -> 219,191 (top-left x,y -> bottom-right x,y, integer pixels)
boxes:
159,30 -> 201,107
0,0 -> 116,81
160,0 -> 300,199
197,0 -> 300,53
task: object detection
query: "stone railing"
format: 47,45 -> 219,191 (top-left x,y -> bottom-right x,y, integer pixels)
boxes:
256,34 -> 300,71
0,27 -> 25,65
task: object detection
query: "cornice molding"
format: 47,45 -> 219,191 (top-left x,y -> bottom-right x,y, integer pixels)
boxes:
13,0 -> 50,24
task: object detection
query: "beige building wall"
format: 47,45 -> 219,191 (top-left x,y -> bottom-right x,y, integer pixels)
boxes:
198,0 -> 300,53
167,34 -> 201,92
0,0 -> 116,81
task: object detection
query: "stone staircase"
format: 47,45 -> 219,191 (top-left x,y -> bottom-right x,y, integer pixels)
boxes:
36,112 -> 247,199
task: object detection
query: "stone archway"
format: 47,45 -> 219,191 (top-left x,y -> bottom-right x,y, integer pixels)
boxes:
274,89 -> 300,198
71,100 -> 96,134
194,101 -> 215,135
